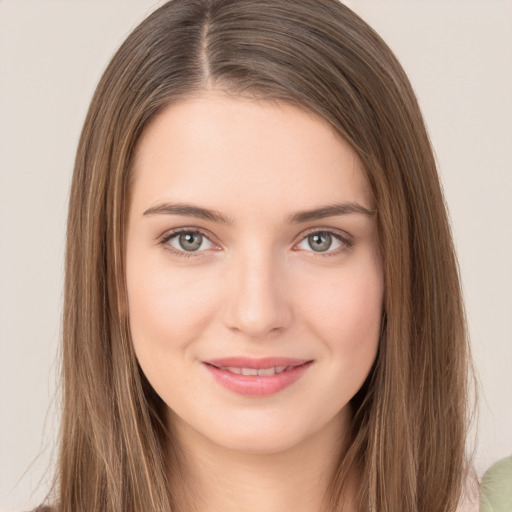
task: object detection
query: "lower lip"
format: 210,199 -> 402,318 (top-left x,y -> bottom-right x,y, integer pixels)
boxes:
203,362 -> 313,397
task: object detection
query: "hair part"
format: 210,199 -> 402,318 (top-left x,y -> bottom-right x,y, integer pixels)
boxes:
50,1 -> 475,511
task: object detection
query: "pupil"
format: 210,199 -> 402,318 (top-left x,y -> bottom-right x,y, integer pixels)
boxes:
180,232 -> 202,251
310,233 -> 331,252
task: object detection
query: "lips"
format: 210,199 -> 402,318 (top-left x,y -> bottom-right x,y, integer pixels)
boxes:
202,357 -> 313,397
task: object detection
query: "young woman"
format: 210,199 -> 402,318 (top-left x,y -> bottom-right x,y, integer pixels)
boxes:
41,1 -> 476,510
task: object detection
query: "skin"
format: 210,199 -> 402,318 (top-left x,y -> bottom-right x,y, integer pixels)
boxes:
126,90 -> 383,511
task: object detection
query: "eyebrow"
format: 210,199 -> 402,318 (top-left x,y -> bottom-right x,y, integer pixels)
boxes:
286,202 -> 376,223
142,201 -> 375,225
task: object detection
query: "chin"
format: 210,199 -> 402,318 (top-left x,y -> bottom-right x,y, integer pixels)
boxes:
169,404 -> 348,457
208,427 -> 311,455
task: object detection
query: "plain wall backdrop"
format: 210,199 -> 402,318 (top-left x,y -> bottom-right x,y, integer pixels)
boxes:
0,1 -> 511,510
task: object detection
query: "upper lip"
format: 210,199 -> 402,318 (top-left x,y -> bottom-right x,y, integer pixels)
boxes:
203,357 -> 312,369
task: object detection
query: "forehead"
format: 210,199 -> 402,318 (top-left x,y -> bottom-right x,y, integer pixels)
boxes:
131,91 -> 372,216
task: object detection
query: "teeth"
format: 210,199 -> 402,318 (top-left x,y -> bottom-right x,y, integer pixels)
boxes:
241,368 -> 258,376
258,367 -> 276,376
219,366 -> 291,376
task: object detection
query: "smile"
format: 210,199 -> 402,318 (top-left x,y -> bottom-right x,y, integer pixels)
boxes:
203,357 -> 313,397
214,365 -> 290,376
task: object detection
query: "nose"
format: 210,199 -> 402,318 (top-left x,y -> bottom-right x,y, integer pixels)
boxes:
222,247 -> 292,339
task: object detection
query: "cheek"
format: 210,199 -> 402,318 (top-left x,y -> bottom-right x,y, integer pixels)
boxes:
301,257 -> 383,370
126,250 -> 218,369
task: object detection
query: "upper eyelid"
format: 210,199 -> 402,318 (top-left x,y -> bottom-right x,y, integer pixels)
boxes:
160,227 -> 219,246
299,226 -> 352,241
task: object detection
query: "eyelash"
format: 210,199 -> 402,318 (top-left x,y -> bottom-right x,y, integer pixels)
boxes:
158,227 -> 353,260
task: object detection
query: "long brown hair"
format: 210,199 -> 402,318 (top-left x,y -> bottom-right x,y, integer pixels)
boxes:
48,1 -> 474,511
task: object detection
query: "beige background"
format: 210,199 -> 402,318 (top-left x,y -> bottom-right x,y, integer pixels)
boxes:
0,1 -> 511,510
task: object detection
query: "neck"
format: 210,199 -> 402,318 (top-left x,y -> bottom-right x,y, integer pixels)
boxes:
167,408 -> 359,512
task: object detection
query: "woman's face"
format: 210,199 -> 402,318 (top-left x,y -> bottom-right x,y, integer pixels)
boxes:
126,91 -> 383,454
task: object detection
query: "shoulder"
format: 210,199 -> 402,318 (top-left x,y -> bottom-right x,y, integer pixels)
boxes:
480,456 -> 512,512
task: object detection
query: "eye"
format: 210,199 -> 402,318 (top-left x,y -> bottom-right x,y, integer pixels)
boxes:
160,229 -> 216,258
159,227 -> 352,259
295,229 -> 352,256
